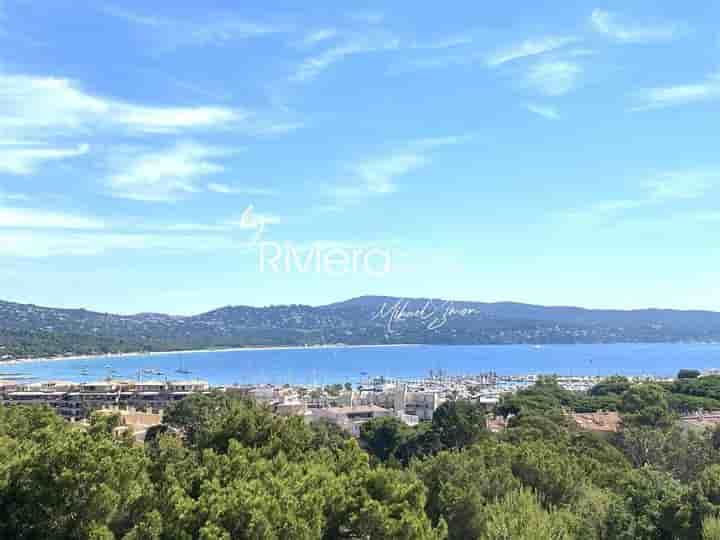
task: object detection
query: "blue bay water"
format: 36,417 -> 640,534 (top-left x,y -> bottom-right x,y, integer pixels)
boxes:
4,343 -> 720,385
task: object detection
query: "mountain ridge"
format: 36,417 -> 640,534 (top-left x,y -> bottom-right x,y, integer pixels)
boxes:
1,295 -> 720,360
3,295 -> 718,318
322,295 -> 720,315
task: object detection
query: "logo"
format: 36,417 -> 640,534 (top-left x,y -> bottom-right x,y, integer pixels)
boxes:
259,242 -> 392,276
371,299 -> 479,333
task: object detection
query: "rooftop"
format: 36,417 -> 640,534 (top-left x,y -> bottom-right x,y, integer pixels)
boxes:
325,405 -> 389,415
571,411 -> 621,433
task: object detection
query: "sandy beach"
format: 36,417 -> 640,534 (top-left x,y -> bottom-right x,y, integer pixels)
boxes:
1,343 -> 419,367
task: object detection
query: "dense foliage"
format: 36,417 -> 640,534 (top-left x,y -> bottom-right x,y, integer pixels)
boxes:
4,375 -> 720,538
496,373 -> 720,419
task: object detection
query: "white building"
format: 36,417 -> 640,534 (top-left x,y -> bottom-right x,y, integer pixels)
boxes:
134,381 -> 166,393
394,384 -> 444,421
311,405 -> 392,437
168,380 -> 210,392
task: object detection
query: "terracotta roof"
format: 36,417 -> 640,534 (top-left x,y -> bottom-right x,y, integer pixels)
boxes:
681,411 -> 720,428
571,411 -> 621,433
486,416 -> 507,433
325,405 -> 389,415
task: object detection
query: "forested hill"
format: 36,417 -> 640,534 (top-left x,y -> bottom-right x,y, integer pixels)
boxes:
2,295 -> 720,359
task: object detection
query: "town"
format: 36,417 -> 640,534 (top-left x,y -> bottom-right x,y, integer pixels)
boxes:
6,370 -> 712,443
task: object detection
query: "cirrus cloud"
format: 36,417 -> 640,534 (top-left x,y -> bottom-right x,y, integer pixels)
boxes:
105,142 -> 235,202
590,9 -> 680,44
526,61 -> 582,96
0,143 -> 89,174
291,36 -> 400,82
101,5 -> 292,50
0,206 -> 104,230
0,73 -> 242,137
487,36 -> 576,67
525,104 -> 560,120
633,73 -> 720,110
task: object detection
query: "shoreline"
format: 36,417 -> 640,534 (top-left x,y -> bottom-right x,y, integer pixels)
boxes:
2,341 -> 718,368
1,343 -> 420,367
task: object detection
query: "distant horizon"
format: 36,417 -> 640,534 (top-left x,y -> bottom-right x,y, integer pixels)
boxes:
3,293 -> 720,318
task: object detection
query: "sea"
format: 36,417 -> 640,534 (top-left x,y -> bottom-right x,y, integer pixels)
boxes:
2,343 -> 720,386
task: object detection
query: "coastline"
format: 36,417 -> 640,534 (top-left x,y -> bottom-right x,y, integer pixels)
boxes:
2,341 -> 717,368
2,343 -> 420,367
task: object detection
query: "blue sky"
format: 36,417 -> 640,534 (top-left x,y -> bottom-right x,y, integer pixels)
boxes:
1,0 -> 719,314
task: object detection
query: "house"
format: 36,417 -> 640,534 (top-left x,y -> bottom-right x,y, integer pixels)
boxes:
394,384 -> 445,421
134,381 -> 166,392
311,405 -> 392,437
81,381 -> 118,392
274,399 -> 308,417
168,380 -> 210,392
0,380 -> 19,392
1,379 -> 210,418
26,380 -> 76,392
681,410 -> 720,431
570,411 -> 621,433
486,415 -> 508,433
93,406 -> 163,443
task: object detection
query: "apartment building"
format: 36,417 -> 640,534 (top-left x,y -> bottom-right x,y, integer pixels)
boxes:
0,379 -> 210,419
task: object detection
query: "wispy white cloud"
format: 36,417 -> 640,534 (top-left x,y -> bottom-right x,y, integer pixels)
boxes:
0,190 -> 29,202
206,182 -> 240,194
0,143 -> 89,174
645,170 -> 715,200
296,20 -> 476,79
166,214 -> 281,233
0,201 -> 284,257
415,34 -> 474,50
302,28 -> 338,46
0,206 -> 104,229
163,223 -> 230,233
525,104 -> 560,120
249,120 -> 304,135
590,9 -> 680,44
381,31 -> 478,74
112,104 -> 240,133
487,36 -> 576,67
356,153 -> 425,195
0,139 -> 46,146
291,36 -> 400,82
102,5 -> 291,49
566,169 -> 719,224
332,135 -> 470,203
105,142 -> 234,202
389,49 -> 483,74
485,36 -> 583,98
408,135 -> 474,149
162,207 -> 281,244
633,73 -> 720,110
0,75 -> 110,131
331,153 -> 425,202
0,230 -> 251,257
207,182 -> 275,196
565,199 -> 645,226
526,61 -> 582,96
0,74 -> 242,137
